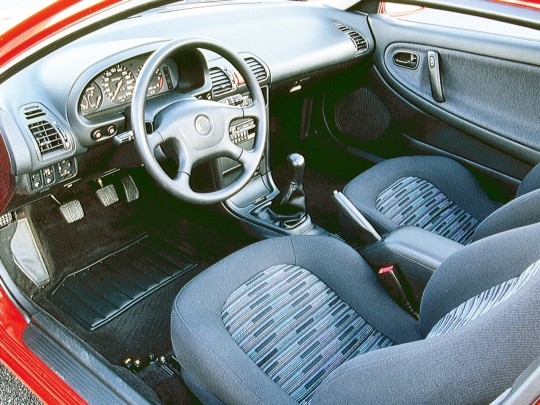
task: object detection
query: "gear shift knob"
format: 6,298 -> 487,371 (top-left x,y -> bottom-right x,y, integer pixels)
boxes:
287,153 -> 305,186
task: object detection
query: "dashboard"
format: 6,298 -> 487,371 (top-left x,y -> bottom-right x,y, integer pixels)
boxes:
0,0 -> 374,212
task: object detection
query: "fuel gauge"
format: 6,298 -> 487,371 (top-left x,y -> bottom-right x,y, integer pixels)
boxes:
79,82 -> 103,116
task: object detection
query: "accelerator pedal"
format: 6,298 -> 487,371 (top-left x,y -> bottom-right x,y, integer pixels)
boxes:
96,184 -> 119,207
121,175 -> 139,202
59,200 -> 84,223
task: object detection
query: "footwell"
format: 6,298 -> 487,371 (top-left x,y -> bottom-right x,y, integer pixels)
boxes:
49,235 -> 197,330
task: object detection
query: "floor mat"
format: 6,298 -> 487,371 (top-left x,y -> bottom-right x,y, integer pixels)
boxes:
49,236 -> 197,330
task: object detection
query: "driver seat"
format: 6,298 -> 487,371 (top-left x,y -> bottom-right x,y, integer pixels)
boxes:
171,224 -> 540,404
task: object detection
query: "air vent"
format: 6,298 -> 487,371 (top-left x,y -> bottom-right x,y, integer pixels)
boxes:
244,57 -> 268,82
348,31 -> 368,52
334,22 -> 368,53
28,121 -> 66,155
210,67 -> 233,96
335,23 -> 350,32
23,105 -> 46,120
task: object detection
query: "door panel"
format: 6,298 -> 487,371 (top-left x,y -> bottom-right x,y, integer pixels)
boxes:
369,13 -> 540,163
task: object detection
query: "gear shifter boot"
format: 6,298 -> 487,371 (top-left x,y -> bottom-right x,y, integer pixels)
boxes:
273,182 -> 306,216
271,153 -> 307,225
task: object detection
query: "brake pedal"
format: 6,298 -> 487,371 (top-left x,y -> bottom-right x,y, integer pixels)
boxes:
59,200 -> 84,223
96,184 -> 119,206
121,175 -> 139,202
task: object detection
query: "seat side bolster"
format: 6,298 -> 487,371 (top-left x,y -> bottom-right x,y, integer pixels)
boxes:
517,162 -> 540,197
311,285 -> 540,405
473,189 -> 540,242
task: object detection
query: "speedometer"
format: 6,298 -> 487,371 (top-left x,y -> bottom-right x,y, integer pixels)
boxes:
101,64 -> 135,103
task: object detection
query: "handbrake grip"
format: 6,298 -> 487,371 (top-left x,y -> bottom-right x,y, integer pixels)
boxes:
333,191 -> 381,242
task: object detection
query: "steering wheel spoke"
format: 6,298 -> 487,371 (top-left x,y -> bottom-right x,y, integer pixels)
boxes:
242,103 -> 261,120
220,104 -> 245,127
146,130 -> 166,151
173,169 -> 191,189
215,131 -> 241,159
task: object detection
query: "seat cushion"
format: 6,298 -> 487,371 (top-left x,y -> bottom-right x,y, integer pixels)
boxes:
376,176 -> 479,244
223,264 -> 393,404
171,236 -> 420,405
342,156 -> 498,241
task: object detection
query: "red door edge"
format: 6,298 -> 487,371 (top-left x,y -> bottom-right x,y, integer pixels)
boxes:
0,0 -> 128,71
0,285 -> 87,405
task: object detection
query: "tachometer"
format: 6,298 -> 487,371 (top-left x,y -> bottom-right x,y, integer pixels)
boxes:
79,81 -> 103,116
101,64 -> 135,103
137,66 -> 164,96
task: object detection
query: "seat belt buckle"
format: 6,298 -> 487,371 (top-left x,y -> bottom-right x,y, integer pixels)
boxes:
377,265 -> 419,320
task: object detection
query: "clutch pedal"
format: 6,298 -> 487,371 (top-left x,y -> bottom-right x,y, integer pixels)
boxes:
59,200 -> 84,223
96,184 -> 119,207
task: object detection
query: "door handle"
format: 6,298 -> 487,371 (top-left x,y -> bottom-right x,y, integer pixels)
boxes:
427,50 -> 445,103
393,51 -> 419,69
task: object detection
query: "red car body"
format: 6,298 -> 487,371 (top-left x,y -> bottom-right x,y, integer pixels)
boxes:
0,0 -> 539,403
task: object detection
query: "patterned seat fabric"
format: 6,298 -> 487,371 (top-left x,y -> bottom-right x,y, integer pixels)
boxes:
376,176 -> 479,244
222,258 -> 540,403
428,259 -> 540,338
222,264 -> 393,404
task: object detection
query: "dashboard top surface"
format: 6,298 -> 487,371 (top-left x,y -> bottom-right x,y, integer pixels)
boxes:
0,0 -> 373,208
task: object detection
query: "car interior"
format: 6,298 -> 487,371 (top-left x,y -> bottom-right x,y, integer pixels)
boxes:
0,0 -> 539,403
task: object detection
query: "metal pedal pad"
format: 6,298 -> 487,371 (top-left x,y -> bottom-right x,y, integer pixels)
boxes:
59,200 -> 84,223
96,184 -> 119,207
0,212 -> 15,229
121,175 -> 139,203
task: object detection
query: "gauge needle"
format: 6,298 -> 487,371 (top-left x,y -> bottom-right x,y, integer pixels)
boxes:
112,81 -> 122,101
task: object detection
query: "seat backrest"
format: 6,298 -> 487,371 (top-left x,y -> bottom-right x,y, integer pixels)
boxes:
471,162 -> 540,242
517,162 -> 540,197
421,223 -> 540,335
472,188 -> 540,242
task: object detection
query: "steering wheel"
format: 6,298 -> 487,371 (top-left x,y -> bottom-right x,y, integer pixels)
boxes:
131,38 -> 267,204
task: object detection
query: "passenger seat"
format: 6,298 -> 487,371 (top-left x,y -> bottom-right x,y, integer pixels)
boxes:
341,156 -> 540,244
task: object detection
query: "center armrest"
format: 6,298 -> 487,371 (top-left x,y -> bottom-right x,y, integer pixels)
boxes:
361,226 -> 463,285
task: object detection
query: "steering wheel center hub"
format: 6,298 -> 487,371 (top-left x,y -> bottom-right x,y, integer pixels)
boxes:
194,114 -> 214,136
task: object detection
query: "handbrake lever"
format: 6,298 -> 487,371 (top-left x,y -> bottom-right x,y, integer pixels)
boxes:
333,191 -> 381,242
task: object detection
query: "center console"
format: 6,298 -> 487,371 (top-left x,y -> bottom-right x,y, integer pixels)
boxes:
211,93 -> 327,237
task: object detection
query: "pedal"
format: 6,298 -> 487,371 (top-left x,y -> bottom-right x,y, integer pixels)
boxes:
121,175 -> 139,203
59,200 -> 84,223
0,212 -> 15,229
96,184 -> 119,207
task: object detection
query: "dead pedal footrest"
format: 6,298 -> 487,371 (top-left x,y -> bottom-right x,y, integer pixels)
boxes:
59,200 -> 84,223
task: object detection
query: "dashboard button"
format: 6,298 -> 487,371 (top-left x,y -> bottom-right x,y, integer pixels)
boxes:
30,172 -> 43,190
91,129 -> 103,140
107,125 -> 117,136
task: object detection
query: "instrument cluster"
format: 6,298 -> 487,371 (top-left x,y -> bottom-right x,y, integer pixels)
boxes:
78,55 -> 178,118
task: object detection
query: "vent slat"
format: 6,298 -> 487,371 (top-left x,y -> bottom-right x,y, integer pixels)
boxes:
210,67 -> 233,96
244,57 -> 268,82
334,22 -> 368,53
23,105 -> 46,120
348,31 -> 368,52
28,120 -> 66,155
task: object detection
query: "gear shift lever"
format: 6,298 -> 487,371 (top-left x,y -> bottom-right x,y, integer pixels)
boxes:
271,153 -> 307,225
278,153 -> 305,207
